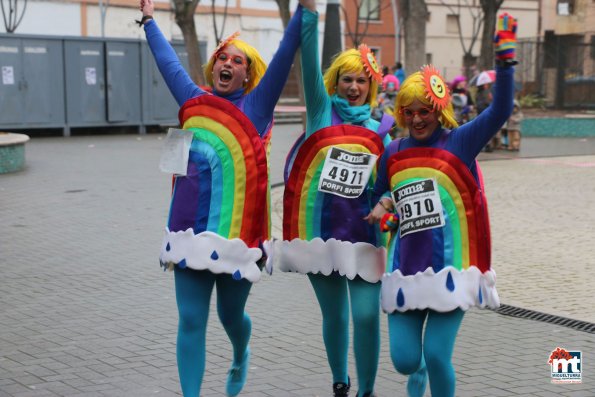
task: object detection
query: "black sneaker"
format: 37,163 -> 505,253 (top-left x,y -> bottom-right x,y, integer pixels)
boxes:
333,377 -> 351,397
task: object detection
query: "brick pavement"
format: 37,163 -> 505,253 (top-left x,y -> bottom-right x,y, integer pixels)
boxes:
1,134 -> 594,396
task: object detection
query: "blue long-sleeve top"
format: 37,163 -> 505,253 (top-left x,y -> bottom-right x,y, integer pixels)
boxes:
144,6 -> 303,136
300,9 -> 385,142
372,65 -> 514,202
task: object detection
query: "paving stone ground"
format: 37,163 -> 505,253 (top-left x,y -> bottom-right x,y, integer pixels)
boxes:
1,131 -> 594,396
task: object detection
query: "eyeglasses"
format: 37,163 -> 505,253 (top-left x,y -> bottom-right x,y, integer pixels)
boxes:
400,107 -> 434,120
215,51 -> 247,66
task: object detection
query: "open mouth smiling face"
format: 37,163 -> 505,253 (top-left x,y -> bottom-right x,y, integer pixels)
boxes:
337,71 -> 370,107
401,99 -> 440,142
212,45 -> 249,95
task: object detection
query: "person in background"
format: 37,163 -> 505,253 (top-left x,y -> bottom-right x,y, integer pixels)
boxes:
449,75 -> 474,125
507,99 -> 524,151
366,13 -> 518,397
475,83 -> 497,151
392,62 -> 406,87
382,65 -> 390,77
139,0 -> 305,394
373,74 -> 399,119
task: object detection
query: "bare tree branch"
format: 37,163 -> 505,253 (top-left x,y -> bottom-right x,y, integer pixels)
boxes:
211,0 -> 230,45
1,0 -> 27,33
342,0 -> 391,47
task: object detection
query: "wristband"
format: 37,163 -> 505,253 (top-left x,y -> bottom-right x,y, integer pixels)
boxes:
135,15 -> 153,27
379,199 -> 393,212
495,58 -> 519,68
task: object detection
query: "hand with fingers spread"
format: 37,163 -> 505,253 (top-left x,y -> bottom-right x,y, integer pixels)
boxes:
493,12 -> 517,61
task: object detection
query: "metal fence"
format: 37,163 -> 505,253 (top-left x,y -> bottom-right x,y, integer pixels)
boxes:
517,36 -> 595,109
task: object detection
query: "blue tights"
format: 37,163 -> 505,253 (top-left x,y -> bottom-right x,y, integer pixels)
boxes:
308,273 -> 381,396
388,309 -> 464,397
174,268 -> 252,397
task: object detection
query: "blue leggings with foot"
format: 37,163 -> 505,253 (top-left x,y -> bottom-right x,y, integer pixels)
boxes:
174,268 -> 252,396
388,309 -> 464,397
308,273 -> 381,396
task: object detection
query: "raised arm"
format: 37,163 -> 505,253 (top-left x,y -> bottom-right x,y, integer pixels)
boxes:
449,13 -> 517,163
141,0 -> 203,106
243,3 -> 304,134
300,4 -> 332,137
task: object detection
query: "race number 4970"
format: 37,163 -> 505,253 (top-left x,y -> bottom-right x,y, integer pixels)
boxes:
400,198 -> 435,219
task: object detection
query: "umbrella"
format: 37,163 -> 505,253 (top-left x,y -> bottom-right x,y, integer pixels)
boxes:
470,70 -> 496,86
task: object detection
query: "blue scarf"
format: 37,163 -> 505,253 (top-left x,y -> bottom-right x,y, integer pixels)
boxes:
331,94 -> 371,126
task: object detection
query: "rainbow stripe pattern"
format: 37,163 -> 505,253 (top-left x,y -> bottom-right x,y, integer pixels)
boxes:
271,125 -> 388,283
283,125 -> 384,241
380,147 -> 500,312
159,95 -> 269,282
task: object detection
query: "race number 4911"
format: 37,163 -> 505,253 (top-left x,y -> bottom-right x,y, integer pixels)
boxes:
318,147 -> 377,199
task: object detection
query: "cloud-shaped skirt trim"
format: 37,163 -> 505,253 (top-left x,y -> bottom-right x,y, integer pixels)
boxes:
268,237 -> 386,283
381,266 -> 499,313
160,227 -> 263,282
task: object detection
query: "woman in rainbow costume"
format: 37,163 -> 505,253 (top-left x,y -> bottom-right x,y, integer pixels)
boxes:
269,1 -> 403,396
139,0 -> 305,395
366,13 -> 518,397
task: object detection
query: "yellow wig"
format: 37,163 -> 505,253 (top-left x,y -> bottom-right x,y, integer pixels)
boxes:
323,48 -> 379,108
204,39 -> 267,95
395,71 -> 458,129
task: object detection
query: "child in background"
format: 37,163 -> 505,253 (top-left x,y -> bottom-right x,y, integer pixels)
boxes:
507,100 -> 524,151
373,74 -> 400,119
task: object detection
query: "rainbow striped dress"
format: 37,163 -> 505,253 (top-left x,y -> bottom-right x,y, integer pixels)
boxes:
159,95 -> 271,282
270,113 -> 394,283
374,65 -> 514,313
379,139 -> 499,313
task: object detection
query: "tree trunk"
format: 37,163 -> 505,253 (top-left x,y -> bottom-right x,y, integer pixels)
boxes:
173,0 -> 205,86
478,0 -> 503,71
402,0 -> 428,75
463,53 -> 476,80
322,0 -> 342,71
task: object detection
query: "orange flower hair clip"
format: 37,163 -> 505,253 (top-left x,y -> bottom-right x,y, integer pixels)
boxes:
358,44 -> 382,84
421,65 -> 451,111
214,31 -> 240,55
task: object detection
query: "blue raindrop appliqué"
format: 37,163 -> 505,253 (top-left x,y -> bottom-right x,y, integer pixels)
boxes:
478,287 -> 483,304
166,242 -> 171,252
396,288 -> 405,308
211,250 -> 219,260
178,259 -> 187,269
232,270 -> 242,280
446,271 -> 455,292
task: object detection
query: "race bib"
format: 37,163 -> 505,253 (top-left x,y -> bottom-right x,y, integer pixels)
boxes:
159,128 -> 193,176
392,178 -> 445,237
318,147 -> 377,198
